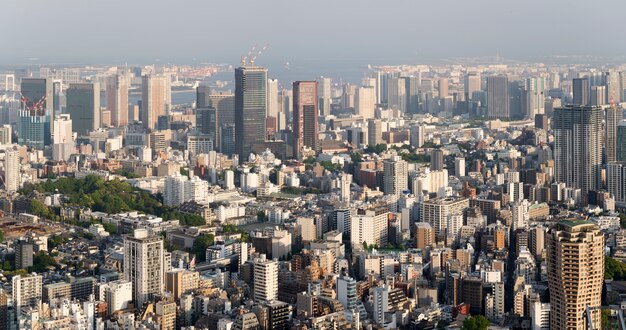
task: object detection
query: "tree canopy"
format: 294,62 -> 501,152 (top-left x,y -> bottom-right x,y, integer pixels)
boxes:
605,256 -> 626,280
462,315 -> 489,330
192,234 -> 215,262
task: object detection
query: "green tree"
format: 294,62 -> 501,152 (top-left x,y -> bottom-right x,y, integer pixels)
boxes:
29,251 -> 57,273
102,223 -> 117,234
31,200 -> 52,219
192,234 -> 215,262
462,315 -> 490,330
0,229 -> 4,243
620,212 -> 626,229
257,210 -> 266,222
605,256 -> 626,280
350,152 -> 363,163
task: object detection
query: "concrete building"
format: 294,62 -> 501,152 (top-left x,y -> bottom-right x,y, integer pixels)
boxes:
106,74 -> 129,127
4,147 -> 20,193
356,86 -> 376,120
12,274 -> 42,316
141,75 -> 171,129
547,220 -> 603,330
253,254 -> 278,303
487,75 -> 510,119
607,162 -> 626,209
123,229 -> 165,306
383,155 -> 408,197
421,197 -> 469,237
235,66 -> 267,158
165,270 -> 199,300
292,81 -> 318,159
18,78 -> 54,148
66,82 -> 100,135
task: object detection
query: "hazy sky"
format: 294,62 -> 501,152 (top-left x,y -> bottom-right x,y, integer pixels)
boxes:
3,0 -> 626,68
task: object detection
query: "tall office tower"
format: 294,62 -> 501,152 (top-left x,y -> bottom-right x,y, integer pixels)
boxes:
486,75 -> 510,119
606,70 -> 622,103
524,77 -> 546,117
355,86 -> 376,120
387,77 -> 407,112
52,114 -> 74,161
590,85 -> 606,106
208,92 -> 235,127
124,229 -> 165,306
342,83 -> 356,109
547,220 -> 603,330
196,85 -> 210,108
220,124 -> 236,156
437,78 -> 449,98
253,254 -> 278,303
235,66 -> 267,158
430,149 -> 444,171
267,78 -> 279,118
607,162 -> 626,209
141,75 -> 171,129
317,77 -> 332,116
372,286 -> 389,326
572,78 -> 589,105
410,125 -> 424,148
106,75 -> 129,127
553,105 -> 603,203
465,72 -> 481,101
370,71 -> 383,104
383,155 -> 408,196
455,157 -> 466,177
618,121 -> 626,161
336,276 -> 357,311
367,119 -> 382,146
18,78 -> 54,148
535,114 -> 549,130
12,274 -> 42,316
606,105 -> 620,163
66,83 -> 100,135
405,76 -> 421,113
196,107 -> 217,146
292,81 -> 318,159
4,148 -> 20,193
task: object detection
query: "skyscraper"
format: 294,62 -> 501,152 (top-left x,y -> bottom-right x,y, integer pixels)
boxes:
355,86 -> 376,120
235,66 -> 267,158
52,114 -> 74,161
4,148 -> 20,193
141,75 -> 171,129
196,107 -> 217,142
486,75 -> 509,119
465,72 -> 481,101
106,74 -> 129,127
383,155 -> 408,196
18,78 -> 53,148
405,76 -> 421,113
267,78 -> 279,119
572,78 -> 589,105
590,85 -> 606,106
292,81 -> 318,159
606,105 -> 620,163
437,78 -> 449,98
547,220 -> 603,330
317,77 -> 332,117
617,121 -> 626,162
253,254 -> 278,303
553,105 -> 603,203
66,82 -> 100,135
430,149 -> 444,171
387,77 -> 407,112
196,85 -> 211,108
124,229 -> 165,306
607,162 -> 626,209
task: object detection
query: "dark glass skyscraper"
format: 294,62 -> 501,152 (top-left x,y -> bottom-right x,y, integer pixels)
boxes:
486,75 -> 509,119
18,78 -> 54,148
292,81 -> 318,159
572,77 -> 589,105
66,82 -> 100,136
235,66 -> 267,158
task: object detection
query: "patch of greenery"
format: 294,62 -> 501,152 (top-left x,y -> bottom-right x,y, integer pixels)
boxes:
462,315 -> 489,330
192,234 -> 215,262
605,256 -> 626,280
364,144 -> 388,154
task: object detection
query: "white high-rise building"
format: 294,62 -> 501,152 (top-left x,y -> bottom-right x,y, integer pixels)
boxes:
106,74 -> 129,127
410,125 -> 425,148
607,162 -> 626,209
455,157 -> 466,177
253,254 -> 278,303
336,276 -> 357,311
383,156 -> 408,197
224,170 -> 235,190
12,274 -> 43,316
387,77 -> 407,112
355,86 -> 376,120
317,77 -> 332,117
52,114 -> 75,161
531,301 -> 550,330
4,148 -> 20,193
420,197 -> 469,237
372,286 -> 389,326
267,78 -> 279,119
164,173 -> 209,206
124,229 -> 165,306
350,208 -> 389,247
103,280 -> 133,313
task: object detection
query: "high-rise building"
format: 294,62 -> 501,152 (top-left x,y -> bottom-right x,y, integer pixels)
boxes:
292,81 -> 318,159
18,78 -> 54,148
141,75 -> 171,129
455,157 -> 466,177
106,75 -> 129,127
15,240 -> 33,269
421,197 -> 469,237
367,119 -> 382,147
430,149 -> 444,171
405,76 -> 421,113
196,107 -> 217,143
410,125 -> 424,148
487,75 -> 510,119
235,66 -> 267,158
317,77 -> 332,117
465,72 -> 481,101
387,77 -> 407,112
253,254 -> 278,303
607,162 -> 626,209
590,85 -> 606,106
52,114 -> 74,161
267,78 -> 279,119
372,286 -> 389,326
383,155 -> 408,196
124,229 -> 165,306
618,121 -> 626,162
606,70 -> 622,103
415,222 -> 435,249
437,78 -> 449,98
209,92 -> 235,126
66,82 -> 100,136
553,105 -> 603,203
4,147 -> 20,193
606,106 -> 620,163
547,220 -> 603,330
103,280 -> 133,314
355,86 -> 376,120
572,78 -> 589,105
337,276 -> 357,311
12,274 -> 42,316
196,85 -> 210,108
0,125 -> 11,144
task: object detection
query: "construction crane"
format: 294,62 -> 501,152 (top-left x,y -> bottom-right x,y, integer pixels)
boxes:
240,43 -> 269,68
249,44 -> 269,67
